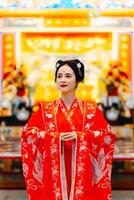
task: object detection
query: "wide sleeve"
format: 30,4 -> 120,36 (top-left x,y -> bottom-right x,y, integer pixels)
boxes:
21,108 -> 46,200
90,108 -> 116,200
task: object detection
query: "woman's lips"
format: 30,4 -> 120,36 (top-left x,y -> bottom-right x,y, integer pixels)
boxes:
60,85 -> 67,87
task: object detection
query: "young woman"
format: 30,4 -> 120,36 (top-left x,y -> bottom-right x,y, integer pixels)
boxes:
21,59 -> 115,200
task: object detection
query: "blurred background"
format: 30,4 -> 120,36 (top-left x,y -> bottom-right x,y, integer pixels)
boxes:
0,0 -> 134,199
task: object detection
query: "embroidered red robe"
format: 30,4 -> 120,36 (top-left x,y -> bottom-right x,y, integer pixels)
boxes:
21,98 -> 115,200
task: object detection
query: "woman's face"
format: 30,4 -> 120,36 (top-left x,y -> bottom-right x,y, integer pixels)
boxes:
56,64 -> 77,94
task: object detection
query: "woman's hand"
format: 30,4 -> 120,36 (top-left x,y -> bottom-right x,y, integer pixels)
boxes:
60,132 -> 76,141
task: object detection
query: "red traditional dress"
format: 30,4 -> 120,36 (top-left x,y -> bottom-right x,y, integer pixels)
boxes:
21,98 -> 115,200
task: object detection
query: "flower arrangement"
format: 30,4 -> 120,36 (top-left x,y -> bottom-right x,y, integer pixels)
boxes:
2,64 -> 28,98
1,64 -> 31,118
105,60 -> 131,101
102,60 -> 132,121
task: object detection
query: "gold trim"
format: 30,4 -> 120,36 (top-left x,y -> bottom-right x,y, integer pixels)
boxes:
0,9 -> 134,17
0,9 -> 89,17
69,139 -> 77,200
60,140 -> 68,200
40,102 -> 46,130
101,9 -> 134,17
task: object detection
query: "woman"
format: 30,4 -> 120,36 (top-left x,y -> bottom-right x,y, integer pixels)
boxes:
21,59 -> 115,200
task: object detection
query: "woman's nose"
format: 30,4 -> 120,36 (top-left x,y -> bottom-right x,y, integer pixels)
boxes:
60,77 -> 66,82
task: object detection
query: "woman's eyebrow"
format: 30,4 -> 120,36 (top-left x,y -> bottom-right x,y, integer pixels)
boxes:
57,72 -> 72,75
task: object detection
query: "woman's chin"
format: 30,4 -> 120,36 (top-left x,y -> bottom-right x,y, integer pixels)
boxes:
59,87 -> 75,94
59,88 -> 68,92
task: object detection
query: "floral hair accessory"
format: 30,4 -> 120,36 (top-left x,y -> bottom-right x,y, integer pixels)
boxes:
56,62 -> 60,68
77,62 -> 82,76
77,63 -> 81,68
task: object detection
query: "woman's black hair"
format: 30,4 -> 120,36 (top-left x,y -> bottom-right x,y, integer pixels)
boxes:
55,59 -> 85,83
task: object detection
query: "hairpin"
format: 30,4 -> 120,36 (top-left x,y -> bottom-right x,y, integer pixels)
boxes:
77,63 -> 82,76
77,63 -> 81,68
56,62 -> 60,68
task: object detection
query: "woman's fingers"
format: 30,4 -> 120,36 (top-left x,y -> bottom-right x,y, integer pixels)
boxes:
62,133 -> 75,137
60,132 -> 77,141
61,133 -> 76,141
62,133 -> 76,138
61,137 -> 76,141
61,132 -> 75,136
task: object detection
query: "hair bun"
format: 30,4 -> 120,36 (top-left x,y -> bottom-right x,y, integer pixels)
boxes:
74,59 -> 80,63
74,59 -> 84,82
55,60 -> 64,68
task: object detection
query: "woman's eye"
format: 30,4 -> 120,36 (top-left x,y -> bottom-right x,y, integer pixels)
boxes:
57,75 -> 62,78
66,75 -> 72,78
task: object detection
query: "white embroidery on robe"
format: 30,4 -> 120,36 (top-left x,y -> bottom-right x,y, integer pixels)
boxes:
21,145 -> 28,159
23,126 -> 46,137
22,163 -> 29,177
108,193 -> 112,200
87,113 -> 94,119
27,193 -> 30,200
93,130 -> 102,137
85,123 -> 90,130
104,135 -> 112,145
45,113 -> 53,118
21,126 -> 46,190
49,122 -> 55,130
27,179 -> 38,190
90,148 -> 107,184
101,177 -> 111,188
33,150 -> 43,185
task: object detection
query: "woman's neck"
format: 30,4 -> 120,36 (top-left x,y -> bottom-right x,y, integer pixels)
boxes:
61,93 -> 76,109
